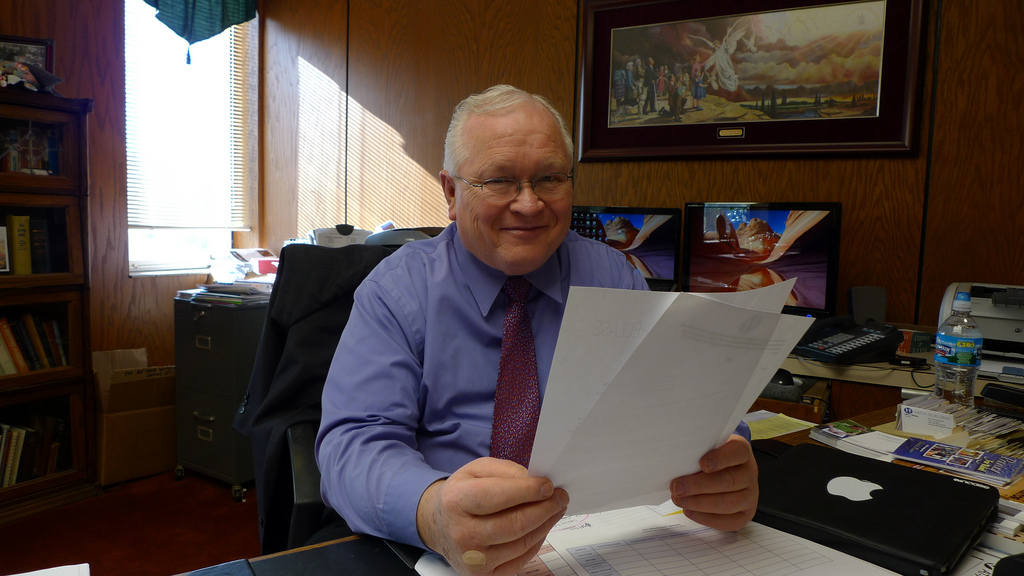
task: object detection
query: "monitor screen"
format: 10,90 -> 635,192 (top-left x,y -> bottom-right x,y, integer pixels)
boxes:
681,202 -> 842,318
571,205 -> 682,291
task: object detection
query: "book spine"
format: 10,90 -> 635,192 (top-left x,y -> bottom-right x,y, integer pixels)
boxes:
0,334 -> 16,374
28,219 -> 51,274
22,313 -> 51,369
11,318 -> 41,371
4,427 -> 24,487
2,426 -> 22,487
0,424 -> 9,483
47,319 -> 68,367
15,427 -> 37,484
0,225 -> 8,273
0,317 -> 30,373
41,318 -> 65,367
5,215 -> 32,274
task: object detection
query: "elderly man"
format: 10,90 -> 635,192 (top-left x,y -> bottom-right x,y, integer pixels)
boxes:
316,84 -> 758,576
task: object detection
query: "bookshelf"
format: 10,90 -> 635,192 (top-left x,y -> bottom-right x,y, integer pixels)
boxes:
0,90 -> 98,523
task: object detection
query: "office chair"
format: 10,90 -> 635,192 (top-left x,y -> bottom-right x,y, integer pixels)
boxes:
233,242 -> 395,554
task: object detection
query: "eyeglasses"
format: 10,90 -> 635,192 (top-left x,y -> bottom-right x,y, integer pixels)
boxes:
453,172 -> 573,202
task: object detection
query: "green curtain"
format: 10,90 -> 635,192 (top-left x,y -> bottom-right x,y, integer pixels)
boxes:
144,0 -> 256,47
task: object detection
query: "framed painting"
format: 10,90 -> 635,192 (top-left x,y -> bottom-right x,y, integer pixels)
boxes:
577,0 -> 924,161
0,35 -> 55,73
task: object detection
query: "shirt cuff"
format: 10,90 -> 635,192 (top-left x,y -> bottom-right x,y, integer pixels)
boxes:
734,421 -> 751,443
384,466 -> 450,549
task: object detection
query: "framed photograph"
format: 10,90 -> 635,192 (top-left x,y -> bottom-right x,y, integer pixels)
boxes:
0,35 -> 55,73
578,0 -> 924,161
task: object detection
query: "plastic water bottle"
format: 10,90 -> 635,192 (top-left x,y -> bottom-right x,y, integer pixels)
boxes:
934,291 -> 983,406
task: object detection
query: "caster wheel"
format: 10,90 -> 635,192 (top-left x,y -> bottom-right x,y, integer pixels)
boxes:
232,485 -> 246,502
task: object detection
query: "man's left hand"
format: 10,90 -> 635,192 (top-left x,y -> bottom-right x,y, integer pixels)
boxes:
669,434 -> 758,531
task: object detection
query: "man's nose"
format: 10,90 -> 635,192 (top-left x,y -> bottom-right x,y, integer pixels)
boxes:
509,181 -> 544,213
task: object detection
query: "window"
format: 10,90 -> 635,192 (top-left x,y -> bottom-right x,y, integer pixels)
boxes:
124,0 -> 257,273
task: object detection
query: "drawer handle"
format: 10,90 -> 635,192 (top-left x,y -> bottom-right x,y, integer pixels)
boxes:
192,411 -> 215,423
195,335 -> 212,350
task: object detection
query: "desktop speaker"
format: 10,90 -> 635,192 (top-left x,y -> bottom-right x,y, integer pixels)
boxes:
848,286 -> 886,325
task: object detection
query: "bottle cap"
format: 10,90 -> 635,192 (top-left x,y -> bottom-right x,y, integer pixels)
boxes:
952,291 -> 972,311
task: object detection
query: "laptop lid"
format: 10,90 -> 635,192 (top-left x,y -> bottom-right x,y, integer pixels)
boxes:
755,443 -> 998,576
570,205 -> 682,291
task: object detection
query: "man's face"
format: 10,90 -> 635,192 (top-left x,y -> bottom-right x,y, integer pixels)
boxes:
441,102 -> 573,277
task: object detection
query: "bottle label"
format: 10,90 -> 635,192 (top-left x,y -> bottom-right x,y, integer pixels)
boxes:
935,334 -> 982,367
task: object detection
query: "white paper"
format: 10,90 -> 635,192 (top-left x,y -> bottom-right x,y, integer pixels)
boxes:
9,565 -> 90,576
414,505 -> 898,576
529,280 -> 814,515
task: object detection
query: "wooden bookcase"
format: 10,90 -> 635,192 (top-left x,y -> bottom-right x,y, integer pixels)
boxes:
0,90 -> 98,523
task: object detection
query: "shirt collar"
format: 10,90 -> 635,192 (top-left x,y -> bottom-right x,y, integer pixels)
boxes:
449,223 -> 565,316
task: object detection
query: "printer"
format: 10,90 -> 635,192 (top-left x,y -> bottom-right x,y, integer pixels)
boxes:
940,282 -> 1024,384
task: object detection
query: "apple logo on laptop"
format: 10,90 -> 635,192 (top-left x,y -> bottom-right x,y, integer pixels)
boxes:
827,476 -> 882,501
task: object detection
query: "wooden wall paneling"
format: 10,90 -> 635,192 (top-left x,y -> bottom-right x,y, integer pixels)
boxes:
919,0 -> 1024,324
259,0 -> 349,253
344,0 -> 578,231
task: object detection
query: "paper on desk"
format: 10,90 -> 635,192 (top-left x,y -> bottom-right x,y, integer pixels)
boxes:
529,280 -> 814,515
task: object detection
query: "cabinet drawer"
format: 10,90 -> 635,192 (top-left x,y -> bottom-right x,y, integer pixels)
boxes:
176,385 -> 254,484
174,300 -> 265,397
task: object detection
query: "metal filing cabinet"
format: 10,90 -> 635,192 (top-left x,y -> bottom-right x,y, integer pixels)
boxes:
173,298 -> 266,500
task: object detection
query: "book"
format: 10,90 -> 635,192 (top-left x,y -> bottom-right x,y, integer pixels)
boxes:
28,218 -> 51,274
5,214 -> 32,274
0,224 -> 8,273
808,419 -> 873,447
0,335 -> 15,375
21,313 -> 51,369
41,318 -> 66,367
15,426 -> 37,484
0,424 -> 9,482
0,317 -> 30,373
10,317 -> 42,371
1,425 -> 23,487
892,437 -> 1024,487
3,426 -> 25,487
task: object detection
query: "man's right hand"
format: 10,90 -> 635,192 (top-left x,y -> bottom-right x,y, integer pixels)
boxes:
416,457 -> 569,576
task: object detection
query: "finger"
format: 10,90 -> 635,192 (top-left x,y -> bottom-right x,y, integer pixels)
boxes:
486,495 -> 569,576
699,435 -> 752,473
468,488 -> 568,548
682,507 -> 756,533
452,475 -> 556,516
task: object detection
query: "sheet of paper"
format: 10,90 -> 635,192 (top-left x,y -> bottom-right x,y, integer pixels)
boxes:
415,504 -> 898,576
529,280 -> 814,515
747,413 -> 817,440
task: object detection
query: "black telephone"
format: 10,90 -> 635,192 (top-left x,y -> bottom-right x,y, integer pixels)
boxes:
792,315 -> 903,365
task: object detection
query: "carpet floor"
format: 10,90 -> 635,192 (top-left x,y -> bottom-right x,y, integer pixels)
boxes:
0,471 -> 261,576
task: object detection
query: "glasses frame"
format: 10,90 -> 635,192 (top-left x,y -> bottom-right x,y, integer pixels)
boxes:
453,171 -> 574,202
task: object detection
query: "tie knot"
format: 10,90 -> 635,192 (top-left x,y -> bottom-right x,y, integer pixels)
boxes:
502,276 -> 531,304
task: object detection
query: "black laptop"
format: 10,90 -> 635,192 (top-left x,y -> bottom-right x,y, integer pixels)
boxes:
755,443 -> 999,576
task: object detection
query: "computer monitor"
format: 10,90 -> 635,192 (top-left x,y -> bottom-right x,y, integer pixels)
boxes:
681,202 -> 842,318
571,205 -> 682,291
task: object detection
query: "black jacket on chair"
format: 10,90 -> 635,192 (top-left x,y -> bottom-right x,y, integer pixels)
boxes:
233,243 -> 394,554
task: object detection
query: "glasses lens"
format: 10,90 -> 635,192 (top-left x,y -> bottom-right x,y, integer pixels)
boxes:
482,178 -> 518,198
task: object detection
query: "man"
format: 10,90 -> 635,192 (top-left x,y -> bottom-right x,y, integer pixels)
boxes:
316,85 -> 758,576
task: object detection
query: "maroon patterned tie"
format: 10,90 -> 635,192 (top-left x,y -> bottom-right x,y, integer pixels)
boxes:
489,276 -> 540,467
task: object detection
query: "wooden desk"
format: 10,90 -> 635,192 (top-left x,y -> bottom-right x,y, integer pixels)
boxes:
781,354 -> 934,420
183,535 -> 416,576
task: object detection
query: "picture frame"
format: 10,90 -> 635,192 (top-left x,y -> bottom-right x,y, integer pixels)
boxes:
0,35 -> 55,73
577,0 -> 924,161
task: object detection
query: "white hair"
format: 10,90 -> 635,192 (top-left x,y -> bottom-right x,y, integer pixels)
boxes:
442,84 -> 574,175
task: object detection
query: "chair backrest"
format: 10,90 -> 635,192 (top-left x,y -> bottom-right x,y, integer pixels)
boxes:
234,243 -> 394,554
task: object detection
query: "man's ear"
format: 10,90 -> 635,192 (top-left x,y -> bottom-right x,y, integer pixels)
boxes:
439,170 -> 457,221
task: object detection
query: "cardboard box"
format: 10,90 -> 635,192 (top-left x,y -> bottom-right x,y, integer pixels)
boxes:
93,349 -> 176,486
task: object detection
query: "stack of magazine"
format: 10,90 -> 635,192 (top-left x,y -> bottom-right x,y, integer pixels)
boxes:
892,438 -> 1024,487
176,279 -> 273,307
